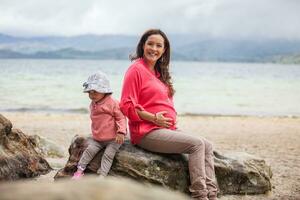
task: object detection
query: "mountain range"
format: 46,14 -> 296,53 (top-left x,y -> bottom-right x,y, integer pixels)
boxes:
1,33 -> 300,63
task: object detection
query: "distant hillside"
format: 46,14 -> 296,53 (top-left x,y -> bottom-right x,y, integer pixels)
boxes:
1,33 -> 300,63
0,49 -> 31,58
0,47 -> 133,60
272,54 -> 300,64
0,33 -> 138,51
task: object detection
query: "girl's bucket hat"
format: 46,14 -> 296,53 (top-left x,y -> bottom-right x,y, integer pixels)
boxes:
83,71 -> 112,94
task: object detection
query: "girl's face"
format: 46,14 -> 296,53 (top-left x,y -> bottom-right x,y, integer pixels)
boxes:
143,34 -> 165,65
88,90 -> 105,102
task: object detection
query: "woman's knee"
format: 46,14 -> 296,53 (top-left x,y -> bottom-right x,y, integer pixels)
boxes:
204,139 -> 214,154
190,138 -> 205,152
191,138 -> 214,155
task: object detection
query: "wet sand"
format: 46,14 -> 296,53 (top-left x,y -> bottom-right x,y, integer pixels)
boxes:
2,112 -> 300,200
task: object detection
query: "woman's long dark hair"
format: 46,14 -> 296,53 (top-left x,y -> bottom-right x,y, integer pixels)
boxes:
130,29 -> 175,97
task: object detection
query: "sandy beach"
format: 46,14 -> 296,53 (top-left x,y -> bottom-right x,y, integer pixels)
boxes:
2,112 -> 300,200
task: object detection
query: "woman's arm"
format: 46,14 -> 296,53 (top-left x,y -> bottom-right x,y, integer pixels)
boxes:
120,67 -> 144,122
120,65 -> 173,128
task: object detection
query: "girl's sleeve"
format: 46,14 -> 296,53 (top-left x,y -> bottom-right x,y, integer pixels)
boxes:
119,67 -> 144,122
113,102 -> 127,135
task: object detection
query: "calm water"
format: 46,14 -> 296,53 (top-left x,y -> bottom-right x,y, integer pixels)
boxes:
0,59 -> 299,117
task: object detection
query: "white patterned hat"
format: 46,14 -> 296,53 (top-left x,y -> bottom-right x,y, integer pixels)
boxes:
83,71 -> 112,93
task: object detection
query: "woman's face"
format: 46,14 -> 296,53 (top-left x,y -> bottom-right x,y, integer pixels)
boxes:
143,34 -> 165,65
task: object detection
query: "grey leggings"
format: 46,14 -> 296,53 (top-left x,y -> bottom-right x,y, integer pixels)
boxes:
77,138 -> 121,176
138,129 -> 218,199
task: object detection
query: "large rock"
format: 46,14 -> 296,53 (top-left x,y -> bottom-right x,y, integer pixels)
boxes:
0,176 -> 189,200
55,136 -> 272,195
0,114 -> 12,135
28,134 -> 65,158
0,114 -> 52,181
214,151 -> 272,195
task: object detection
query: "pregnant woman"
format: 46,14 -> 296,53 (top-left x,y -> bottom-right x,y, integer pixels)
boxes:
120,29 -> 218,200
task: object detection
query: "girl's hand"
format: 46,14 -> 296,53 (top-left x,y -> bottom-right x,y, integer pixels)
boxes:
153,111 -> 173,128
115,133 -> 125,144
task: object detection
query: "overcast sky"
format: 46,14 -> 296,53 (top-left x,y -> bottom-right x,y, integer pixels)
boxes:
0,0 -> 300,39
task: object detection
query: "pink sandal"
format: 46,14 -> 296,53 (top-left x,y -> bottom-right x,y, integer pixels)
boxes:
71,170 -> 84,180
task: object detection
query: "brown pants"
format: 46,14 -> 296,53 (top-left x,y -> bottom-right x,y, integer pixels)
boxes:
77,137 -> 121,176
138,129 -> 218,199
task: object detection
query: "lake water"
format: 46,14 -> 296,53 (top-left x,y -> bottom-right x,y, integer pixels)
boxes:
0,59 -> 299,117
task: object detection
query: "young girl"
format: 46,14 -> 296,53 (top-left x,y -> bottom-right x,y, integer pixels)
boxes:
72,71 -> 127,179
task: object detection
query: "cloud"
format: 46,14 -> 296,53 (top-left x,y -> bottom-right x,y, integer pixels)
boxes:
0,0 -> 299,39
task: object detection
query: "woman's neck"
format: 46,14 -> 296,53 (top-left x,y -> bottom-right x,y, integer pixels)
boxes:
143,58 -> 155,72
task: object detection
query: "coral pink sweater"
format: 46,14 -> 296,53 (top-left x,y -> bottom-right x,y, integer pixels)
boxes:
90,95 -> 127,141
120,58 -> 177,144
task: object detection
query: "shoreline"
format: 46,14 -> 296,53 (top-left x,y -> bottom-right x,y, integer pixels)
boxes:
179,112 -> 300,119
1,110 -> 300,119
1,111 -> 299,199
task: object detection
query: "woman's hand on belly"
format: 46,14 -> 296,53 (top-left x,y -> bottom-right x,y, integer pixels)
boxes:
153,111 -> 173,128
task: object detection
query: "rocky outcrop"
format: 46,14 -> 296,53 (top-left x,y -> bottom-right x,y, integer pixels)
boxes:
0,114 -> 51,181
214,151 -> 272,195
55,136 -> 272,195
28,135 -> 65,158
0,176 -> 189,200
0,113 -> 12,136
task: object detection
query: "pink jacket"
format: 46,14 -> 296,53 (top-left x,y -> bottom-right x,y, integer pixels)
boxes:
90,95 -> 127,141
120,58 -> 177,144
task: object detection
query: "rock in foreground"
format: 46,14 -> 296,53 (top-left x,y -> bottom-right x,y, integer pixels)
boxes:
55,136 -> 272,195
0,114 -> 51,181
0,177 -> 189,200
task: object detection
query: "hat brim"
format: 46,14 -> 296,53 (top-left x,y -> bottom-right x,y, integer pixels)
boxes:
83,84 -> 113,94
